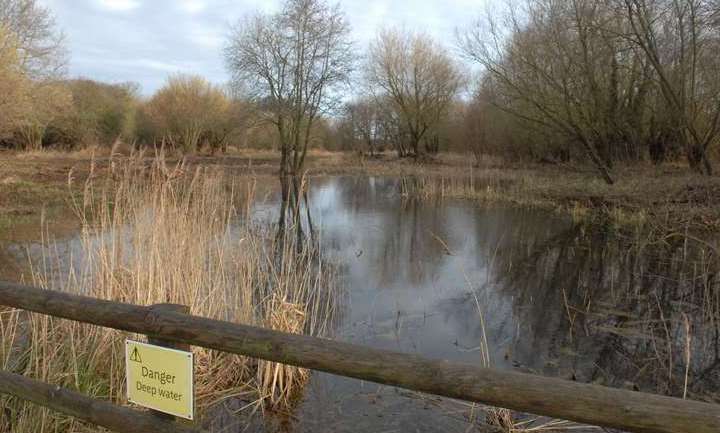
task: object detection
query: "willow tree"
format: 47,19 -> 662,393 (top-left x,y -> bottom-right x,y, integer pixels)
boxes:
458,0 -> 645,184
55,79 -> 139,147
0,26 -> 29,139
0,0 -> 66,79
1,0 -> 68,149
343,98 -> 383,156
145,74 -> 230,153
15,80 -> 70,149
225,0 -> 353,235
366,30 -> 463,158
620,0 -> 720,175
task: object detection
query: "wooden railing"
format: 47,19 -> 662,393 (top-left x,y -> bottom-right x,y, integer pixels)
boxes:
0,281 -> 718,433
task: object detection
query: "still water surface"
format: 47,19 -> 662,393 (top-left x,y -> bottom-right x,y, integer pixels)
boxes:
7,175 -> 717,432
212,176 -> 719,432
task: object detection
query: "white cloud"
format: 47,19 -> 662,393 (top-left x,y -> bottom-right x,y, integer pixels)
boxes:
73,57 -> 187,73
179,0 -> 206,14
189,26 -> 223,49
46,0 -> 488,94
96,0 -> 141,12
134,58 -> 189,72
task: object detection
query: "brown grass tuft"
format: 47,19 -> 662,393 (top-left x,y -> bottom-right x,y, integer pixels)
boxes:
0,151 -> 340,432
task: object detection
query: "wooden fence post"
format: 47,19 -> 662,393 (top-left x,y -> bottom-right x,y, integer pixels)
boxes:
147,303 -> 192,424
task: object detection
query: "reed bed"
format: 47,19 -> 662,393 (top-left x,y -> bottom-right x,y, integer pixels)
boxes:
0,153 -> 340,432
397,168 -> 720,231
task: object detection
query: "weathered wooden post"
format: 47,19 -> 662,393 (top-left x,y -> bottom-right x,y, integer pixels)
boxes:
146,303 -> 193,424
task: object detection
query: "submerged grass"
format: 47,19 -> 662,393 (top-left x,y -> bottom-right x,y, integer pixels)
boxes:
0,152 -> 340,432
397,164 -> 720,231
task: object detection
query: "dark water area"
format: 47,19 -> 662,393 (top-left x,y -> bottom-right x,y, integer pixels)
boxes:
208,176 -> 719,432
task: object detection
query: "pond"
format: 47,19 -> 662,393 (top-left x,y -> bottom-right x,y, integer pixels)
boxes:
210,176 -> 720,432
5,175 -> 719,432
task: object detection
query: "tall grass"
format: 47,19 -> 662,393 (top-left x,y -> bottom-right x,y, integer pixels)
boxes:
397,168 -> 720,230
0,153 -> 340,432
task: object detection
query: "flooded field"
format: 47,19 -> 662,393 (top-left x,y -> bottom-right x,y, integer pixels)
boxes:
5,0 -> 720,429
230,176 -> 719,431
4,175 -> 719,432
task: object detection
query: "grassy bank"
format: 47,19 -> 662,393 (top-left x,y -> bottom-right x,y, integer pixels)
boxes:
0,153 -> 340,432
389,159 -> 720,232
3,149 -> 719,234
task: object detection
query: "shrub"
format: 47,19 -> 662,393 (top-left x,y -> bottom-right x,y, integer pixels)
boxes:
143,74 -> 232,153
49,79 -> 139,148
0,25 -> 29,142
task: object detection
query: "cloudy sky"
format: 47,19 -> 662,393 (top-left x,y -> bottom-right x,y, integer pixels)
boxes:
37,0 -> 484,95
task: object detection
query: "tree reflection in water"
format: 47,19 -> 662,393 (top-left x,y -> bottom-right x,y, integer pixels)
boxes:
495,218 -> 719,398
228,176 -> 719,433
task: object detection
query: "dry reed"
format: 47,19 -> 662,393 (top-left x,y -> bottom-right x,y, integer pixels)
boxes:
0,151 -> 340,432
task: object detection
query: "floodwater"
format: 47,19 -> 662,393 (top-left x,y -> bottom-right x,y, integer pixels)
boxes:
210,176 -> 720,432
5,176 -> 719,432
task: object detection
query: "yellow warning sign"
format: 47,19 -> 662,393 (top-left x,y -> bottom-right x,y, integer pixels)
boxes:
125,340 -> 194,420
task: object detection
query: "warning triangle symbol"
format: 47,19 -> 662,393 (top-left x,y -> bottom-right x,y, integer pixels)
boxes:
130,347 -> 142,363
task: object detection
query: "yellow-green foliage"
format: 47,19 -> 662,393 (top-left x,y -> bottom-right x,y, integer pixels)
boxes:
144,74 -> 232,153
0,25 -> 29,139
0,26 -> 26,138
0,25 -> 73,150
0,1 -> 79,150
16,80 -> 72,150
50,79 -> 139,147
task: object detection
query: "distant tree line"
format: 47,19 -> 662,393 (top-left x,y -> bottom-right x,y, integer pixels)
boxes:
0,1 -> 253,153
458,0 -> 720,183
334,0 -> 720,184
2,0 -> 719,184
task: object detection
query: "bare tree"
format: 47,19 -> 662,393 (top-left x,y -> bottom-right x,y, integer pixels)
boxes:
463,92 -> 490,166
0,0 -> 66,78
375,97 -> 410,157
459,0 -> 718,179
225,0 -> 353,234
366,29 -> 463,158
344,98 -> 382,156
619,0 -> 720,175
458,0 -> 649,184
0,0 -> 68,149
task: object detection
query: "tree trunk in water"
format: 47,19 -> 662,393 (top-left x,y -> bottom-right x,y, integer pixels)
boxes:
276,145 -> 290,243
291,175 -> 304,250
276,172 -> 315,252
276,172 -> 290,244
304,188 -> 315,245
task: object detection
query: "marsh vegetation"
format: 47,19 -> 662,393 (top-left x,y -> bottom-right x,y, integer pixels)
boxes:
0,0 -> 719,432
0,154 -> 341,431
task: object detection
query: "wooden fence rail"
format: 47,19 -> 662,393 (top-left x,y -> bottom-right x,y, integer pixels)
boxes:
0,281 -> 718,433
0,371 -> 201,433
